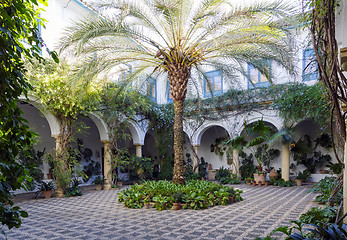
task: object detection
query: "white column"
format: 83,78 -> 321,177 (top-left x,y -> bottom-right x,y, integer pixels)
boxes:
134,144 -> 142,157
233,149 -> 240,177
193,145 -> 199,173
281,143 -> 290,181
101,140 -> 112,190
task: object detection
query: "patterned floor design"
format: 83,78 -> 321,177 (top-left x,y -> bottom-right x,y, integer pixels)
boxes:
3,184 -> 318,240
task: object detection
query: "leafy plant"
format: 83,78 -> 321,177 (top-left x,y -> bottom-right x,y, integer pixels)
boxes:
117,180 -> 242,210
83,161 -> 101,182
128,156 -> 153,181
296,170 -> 311,182
173,192 -> 183,203
153,195 -> 170,211
272,178 -> 293,187
92,176 -> 104,185
308,176 -> 342,206
215,167 -> 231,184
65,179 -> 83,197
326,162 -> 343,174
38,181 -> 56,191
299,207 -> 337,228
291,134 -> 332,173
239,151 -> 257,179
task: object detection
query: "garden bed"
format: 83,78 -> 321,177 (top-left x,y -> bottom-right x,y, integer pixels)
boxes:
118,180 -> 243,210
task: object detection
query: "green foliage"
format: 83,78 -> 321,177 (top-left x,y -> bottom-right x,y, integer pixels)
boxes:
65,179 -> 83,197
291,134 -> 332,173
296,169 -> 311,182
38,181 -> 56,191
18,147 -> 45,190
146,103 -> 174,180
272,178 -> 293,187
83,161 -> 101,182
226,120 -> 279,172
326,162 -> 343,174
184,154 -> 208,180
128,156 -> 154,181
299,207 -> 337,228
0,0 -> 58,232
308,176 -> 342,206
215,167 -> 241,184
100,84 -> 152,183
272,83 -> 330,127
239,151 -> 257,179
118,180 -> 243,210
92,176 -> 104,185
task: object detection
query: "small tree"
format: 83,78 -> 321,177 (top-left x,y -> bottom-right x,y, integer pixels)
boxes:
27,59 -> 98,194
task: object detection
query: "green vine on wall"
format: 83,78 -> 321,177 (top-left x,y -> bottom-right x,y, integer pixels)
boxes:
183,82 -> 330,129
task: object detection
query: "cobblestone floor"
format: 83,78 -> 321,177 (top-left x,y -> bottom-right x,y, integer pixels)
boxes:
3,184 -> 318,240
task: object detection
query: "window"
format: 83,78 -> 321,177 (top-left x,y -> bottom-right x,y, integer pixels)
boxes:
303,49 -> 318,81
118,64 -> 132,82
203,70 -> 223,97
167,83 -> 173,103
147,78 -> 157,102
247,61 -> 271,89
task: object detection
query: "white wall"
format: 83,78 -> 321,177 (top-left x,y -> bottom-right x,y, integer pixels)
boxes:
41,0 -> 92,56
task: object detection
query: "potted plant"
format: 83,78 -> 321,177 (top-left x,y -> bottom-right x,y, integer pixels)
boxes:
172,192 -> 183,210
225,187 -> 235,204
296,170 -> 311,186
245,178 -> 253,185
143,195 -> 151,209
92,176 -> 104,191
39,180 -> 56,198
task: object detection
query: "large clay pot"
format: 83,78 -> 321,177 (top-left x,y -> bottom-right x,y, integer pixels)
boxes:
95,184 -> 102,191
253,173 -> 266,184
43,190 -> 53,199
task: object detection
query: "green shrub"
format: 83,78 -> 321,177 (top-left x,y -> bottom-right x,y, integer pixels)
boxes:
272,178 -> 293,187
65,179 -> 83,197
118,180 -> 243,210
299,207 -> 337,228
308,176 -> 342,205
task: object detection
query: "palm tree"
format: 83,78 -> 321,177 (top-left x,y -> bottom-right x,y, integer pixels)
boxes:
59,0 -> 296,184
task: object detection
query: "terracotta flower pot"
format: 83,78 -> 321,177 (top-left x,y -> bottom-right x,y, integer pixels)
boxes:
144,203 -> 150,209
117,182 -> 123,187
258,182 -> 262,186
252,182 -> 256,186
173,202 -> 181,210
228,197 -> 234,204
43,190 -> 53,199
95,184 -> 102,191
296,179 -> 303,186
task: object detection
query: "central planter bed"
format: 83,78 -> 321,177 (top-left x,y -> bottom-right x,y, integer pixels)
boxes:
117,180 -> 243,210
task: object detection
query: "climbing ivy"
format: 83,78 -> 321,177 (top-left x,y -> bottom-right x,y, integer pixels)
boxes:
183,82 -> 330,129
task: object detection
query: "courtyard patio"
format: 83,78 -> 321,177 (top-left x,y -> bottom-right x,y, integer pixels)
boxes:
5,184 -> 318,240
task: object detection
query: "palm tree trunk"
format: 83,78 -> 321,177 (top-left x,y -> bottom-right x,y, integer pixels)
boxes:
173,99 -> 185,184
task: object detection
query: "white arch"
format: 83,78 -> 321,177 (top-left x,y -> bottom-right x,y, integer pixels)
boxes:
88,113 -> 109,141
19,95 -> 60,136
193,122 -> 230,145
234,116 -> 282,137
128,120 -> 146,145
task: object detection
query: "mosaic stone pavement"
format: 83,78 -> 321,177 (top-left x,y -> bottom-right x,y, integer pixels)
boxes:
3,184 -> 318,240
